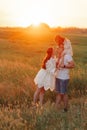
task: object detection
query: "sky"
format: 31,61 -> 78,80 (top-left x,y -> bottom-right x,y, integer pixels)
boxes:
0,0 -> 87,28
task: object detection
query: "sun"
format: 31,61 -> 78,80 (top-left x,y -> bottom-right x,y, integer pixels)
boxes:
10,1 -> 51,27
1,0 -> 82,28
31,21 -> 41,27
14,11 -> 44,27
8,0 -> 69,27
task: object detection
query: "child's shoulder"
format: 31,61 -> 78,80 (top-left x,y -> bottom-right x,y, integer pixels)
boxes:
65,54 -> 72,58
64,54 -> 73,61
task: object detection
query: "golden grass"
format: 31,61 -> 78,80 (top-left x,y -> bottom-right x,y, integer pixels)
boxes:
0,32 -> 87,129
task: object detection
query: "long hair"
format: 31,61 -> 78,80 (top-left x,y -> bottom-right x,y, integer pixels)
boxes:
41,48 -> 53,69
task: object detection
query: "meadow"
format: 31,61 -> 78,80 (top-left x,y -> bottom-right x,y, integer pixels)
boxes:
0,27 -> 87,130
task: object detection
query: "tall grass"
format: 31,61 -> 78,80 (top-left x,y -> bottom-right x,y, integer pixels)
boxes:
0,32 -> 87,129
0,99 -> 87,130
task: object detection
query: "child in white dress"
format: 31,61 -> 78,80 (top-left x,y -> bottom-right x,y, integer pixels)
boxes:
33,47 -> 56,106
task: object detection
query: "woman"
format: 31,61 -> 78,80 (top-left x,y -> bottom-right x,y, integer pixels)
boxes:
33,47 -> 56,106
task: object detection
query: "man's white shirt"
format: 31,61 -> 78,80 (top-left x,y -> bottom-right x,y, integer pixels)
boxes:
56,54 -> 73,79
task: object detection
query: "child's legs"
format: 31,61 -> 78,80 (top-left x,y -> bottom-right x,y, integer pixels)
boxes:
39,87 -> 45,106
33,87 -> 42,104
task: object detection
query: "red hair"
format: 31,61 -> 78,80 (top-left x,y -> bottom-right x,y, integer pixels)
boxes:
41,48 -> 53,69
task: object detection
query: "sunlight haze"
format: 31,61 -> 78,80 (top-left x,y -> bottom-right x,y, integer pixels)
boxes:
0,0 -> 87,28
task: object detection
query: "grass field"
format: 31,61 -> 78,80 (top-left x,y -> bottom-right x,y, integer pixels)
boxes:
0,29 -> 87,129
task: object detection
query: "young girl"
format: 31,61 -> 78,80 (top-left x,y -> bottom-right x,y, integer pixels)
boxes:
33,47 -> 56,106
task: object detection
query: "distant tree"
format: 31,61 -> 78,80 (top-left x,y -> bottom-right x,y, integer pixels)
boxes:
39,23 -> 50,29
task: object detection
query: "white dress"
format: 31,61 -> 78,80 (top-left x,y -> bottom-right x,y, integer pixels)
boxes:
34,57 -> 56,91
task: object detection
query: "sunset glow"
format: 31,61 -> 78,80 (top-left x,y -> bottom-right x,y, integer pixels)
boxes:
0,0 -> 87,28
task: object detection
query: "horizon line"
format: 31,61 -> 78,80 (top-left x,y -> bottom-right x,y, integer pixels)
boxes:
0,25 -> 87,29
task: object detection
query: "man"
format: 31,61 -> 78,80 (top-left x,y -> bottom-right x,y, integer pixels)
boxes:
55,35 -> 75,112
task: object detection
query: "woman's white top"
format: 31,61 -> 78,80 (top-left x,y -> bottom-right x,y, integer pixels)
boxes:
34,57 -> 56,91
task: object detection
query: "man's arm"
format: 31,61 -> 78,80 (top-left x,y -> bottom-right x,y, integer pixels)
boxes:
64,61 -> 75,69
59,60 -> 75,69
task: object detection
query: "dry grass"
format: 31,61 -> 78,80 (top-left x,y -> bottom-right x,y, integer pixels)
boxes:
0,31 -> 87,129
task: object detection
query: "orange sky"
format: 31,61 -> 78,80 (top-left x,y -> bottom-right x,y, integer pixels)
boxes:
0,0 -> 87,28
